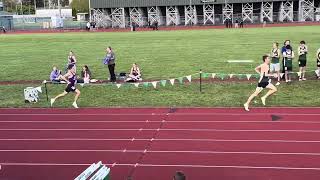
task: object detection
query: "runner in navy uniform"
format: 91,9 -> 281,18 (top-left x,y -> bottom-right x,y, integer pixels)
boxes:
244,55 -> 278,111
51,64 -> 81,108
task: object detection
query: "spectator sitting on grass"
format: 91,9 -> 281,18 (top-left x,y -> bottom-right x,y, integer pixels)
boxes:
173,171 -> 186,180
78,65 -> 92,84
50,66 -> 62,83
125,63 -> 141,82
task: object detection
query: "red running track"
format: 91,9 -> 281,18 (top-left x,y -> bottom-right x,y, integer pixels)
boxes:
1,108 -> 320,180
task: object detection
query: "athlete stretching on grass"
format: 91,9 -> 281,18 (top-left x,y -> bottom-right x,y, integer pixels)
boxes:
51,64 -> 80,108
244,55 -> 278,111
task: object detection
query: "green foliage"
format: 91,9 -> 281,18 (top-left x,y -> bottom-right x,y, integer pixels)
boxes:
16,5 -> 35,15
70,0 -> 89,16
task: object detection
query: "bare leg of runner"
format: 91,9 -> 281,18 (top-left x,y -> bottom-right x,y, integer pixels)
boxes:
244,87 -> 263,111
72,89 -> 81,108
261,84 -> 277,106
51,92 -> 68,106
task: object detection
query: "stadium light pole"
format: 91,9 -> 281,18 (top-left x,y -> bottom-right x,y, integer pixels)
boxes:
190,0 -> 194,26
34,0 -> 36,13
58,0 -> 61,17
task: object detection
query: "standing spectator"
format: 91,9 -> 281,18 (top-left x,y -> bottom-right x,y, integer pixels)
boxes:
225,19 -> 229,28
173,171 -> 186,180
235,19 -> 239,28
86,21 -> 91,31
103,46 -> 116,82
240,19 -> 244,28
270,42 -> 281,85
263,17 -> 268,28
154,21 -> 159,30
148,20 -> 151,28
298,41 -> 308,81
228,18 -> 233,28
283,45 -> 295,83
0,26 -> 6,33
281,40 -> 291,76
66,51 -> 77,73
50,66 -> 62,83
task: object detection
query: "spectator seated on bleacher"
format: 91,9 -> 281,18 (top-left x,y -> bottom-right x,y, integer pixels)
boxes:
125,63 -> 142,82
50,66 -> 62,83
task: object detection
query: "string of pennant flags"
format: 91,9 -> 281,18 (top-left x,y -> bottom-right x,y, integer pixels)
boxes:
111,70 -> 317,89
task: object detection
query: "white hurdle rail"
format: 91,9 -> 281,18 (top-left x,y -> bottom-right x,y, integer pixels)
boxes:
74,161 -> 110,180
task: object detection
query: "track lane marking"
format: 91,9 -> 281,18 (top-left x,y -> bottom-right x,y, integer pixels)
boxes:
1,128 -> 320,133
1,113 -> 320,116
1,149 -> 320,156
1,138 -> 320,143
2,162 -> 320,171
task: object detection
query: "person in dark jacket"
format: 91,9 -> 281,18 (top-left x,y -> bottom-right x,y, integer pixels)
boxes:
103,47 -> 116,82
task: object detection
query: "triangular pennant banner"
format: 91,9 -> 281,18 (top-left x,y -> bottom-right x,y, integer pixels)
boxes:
237,74 -> 245,79
229,74 -> 234,79
116,84 -> 122,88
186,75 -> 192,82
35,86 -> 42,93
280,73 -> 284,78
297,72 -> 302,77
178,77 -> 184,84
203,73 -> 209,78
134,83 -> 139,87
211,73 -> 216,79
253,74 -> 260,78
152,81 -> 157,88
219,74 -> 226,80
246,74 -> 252,80
143,82 -> 149,87
169,79 -> 175,85
160,80 -> 167,87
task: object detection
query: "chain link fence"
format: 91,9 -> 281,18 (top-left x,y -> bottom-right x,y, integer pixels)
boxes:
5,11 -> 320,31
94,11 -> 320,29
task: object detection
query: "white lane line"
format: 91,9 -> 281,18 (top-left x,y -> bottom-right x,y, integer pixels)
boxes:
2,162 -> 320,171
0,114 -> 165,116
1,113 -> 320,116
0,138 -> 320,143
1,149 -> 320,156
1,128 -> 320,133
1,121 -> 320,123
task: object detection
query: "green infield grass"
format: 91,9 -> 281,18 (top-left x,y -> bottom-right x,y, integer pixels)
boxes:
0,26 -> 320,107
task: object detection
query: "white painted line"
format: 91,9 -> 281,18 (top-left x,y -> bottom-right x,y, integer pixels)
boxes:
1,162 -> 320,171
0,113 -> 320,116
1,149 -> 320,156
1,128 -> 320,133
135,164 -> 320,171
112,162 -> 116,167
0,121 -> 156,123
0,138 -> 319,143
1,121 -> 320,124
